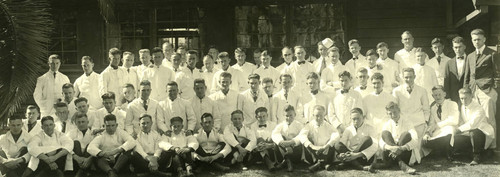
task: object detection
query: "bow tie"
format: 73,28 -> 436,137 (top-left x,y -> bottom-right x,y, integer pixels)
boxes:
353,57 -> 358,60
359,86 -> 367,90
310,90 -> 319,95
298,61 -> 306,65
457,56 -> 464,60
110,65 -> 118,70
259,124 -> 267,128
341,89 -> 349,94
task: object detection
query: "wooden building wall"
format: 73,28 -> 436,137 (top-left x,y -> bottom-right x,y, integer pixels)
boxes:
345,0 -> 450,60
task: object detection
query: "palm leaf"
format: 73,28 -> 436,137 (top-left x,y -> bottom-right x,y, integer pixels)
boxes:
0,0 -> 53,122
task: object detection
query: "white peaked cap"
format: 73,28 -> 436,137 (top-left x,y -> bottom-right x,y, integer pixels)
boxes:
321,38 -> 334,48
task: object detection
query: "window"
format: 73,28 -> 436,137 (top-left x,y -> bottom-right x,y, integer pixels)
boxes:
48,2 -> 78,65
156,7 -> 201,50
118,8 -> 151,62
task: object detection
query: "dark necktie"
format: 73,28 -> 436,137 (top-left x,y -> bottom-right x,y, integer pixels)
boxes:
437,104 -> 442,120
143,100 -> 148,110
341,89 -> 349,94
311,90 -> 318,95
62,122 -> 67,133
28,123 -> 35,132
259,124 -> 267,128
437,56 -> 441,64
53,72 -> 56,79
284,91 -> 288,99
252,92 -> 258,102
127,68 -> 130,73
407,86 -> 413,94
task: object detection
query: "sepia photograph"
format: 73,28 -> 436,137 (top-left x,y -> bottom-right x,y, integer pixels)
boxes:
0,0 -> 499,176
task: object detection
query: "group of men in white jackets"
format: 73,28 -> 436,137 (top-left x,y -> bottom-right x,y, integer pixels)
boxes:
0,28 -> 497,177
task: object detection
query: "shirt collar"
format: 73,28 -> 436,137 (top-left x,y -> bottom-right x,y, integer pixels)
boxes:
476,45 -> 486,55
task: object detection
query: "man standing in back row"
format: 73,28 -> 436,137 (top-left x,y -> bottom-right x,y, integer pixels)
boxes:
34,54 -> 70,117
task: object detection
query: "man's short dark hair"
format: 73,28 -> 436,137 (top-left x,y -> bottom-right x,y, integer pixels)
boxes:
27,105 -> 40,113
431,38 -> 443,45
200,113 -> 213,122
170,116 -> 184,124
231,110 -> 244,118
104,114 -> 117,123
74,97 -> 88,106
109,48 -> 121,55
350,107 -> 364,115
124,83 -> 135,90
139,80 -> 151,87
371,72 -> 384,81
338,70 -> 352,79
194,78 -> 206,86
262,77 -> 273,84
41,116 -> 55,125
62,83 -> 74,90
220,72 -> 232,79
151,47 -> 163,54
284,105 -> 295,112
254,107 -> 268,115
167,81 -> 178,88
248,73 -> 260,81
470,29 -> 485,36
74,112 -> 88,120
101,92 -> 116,101
376,42 -> 388,49
139,114 -> 152,121
306,72 -> 319,80
53,101 -> 68,108
365,49 -> 378,57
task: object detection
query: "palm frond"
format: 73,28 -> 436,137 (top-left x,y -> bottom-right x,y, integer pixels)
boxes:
0,0 -> 53,121
98,0 -> 117,23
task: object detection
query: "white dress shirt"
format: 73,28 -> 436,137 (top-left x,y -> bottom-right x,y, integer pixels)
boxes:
211,67 -> 246,92
272,88 -> 303,123
345,55 -> 368,77
302,91 -> 333,124
282,61 -> 315,94
99,66 -> 128,105
456,54 -> 466,78
125,98 -> 164,135
223,124 -> 256,152
67,128 -> 95,150
458,100 -> 495,149
271,120 -> 303,146
379,118 -> 421,165
254,65 -> 280,88
121,66 -> 139,90
0,131 -> 31,161
194,129 -> 231,158
93,107 -> 126,131
198,70 -> 216,95
238,89 -> 271,127
134,130 -> 163,158
174,67 -> 200,100
74,72 -> 102,109
159,98 -> 196,131
354,86 -> 373,98
191,96 -> 221,131
412,64 -> 438,102
209,90 -> 241,130
340,123 -> 378,159
312,56 -> 329,75
427,99 -> 459,140
251,121 -> 277,142
141,65 -> 176,101
158,131 -> 199,150
87,129 -> 136,157
276,62 -> 293,74
329,88 -> 364,129
395,48 -> 418,70
134,64 -> 153,81
54,117 -> 76,134
231,62 -> 257,90
377,57 -> 400,77
363,91 -> 396,137
320,63 -> 349,94
426,54 -> 451,86
34,71 -> 70,116
393,84 -> 430,127
27,130 -> 74,171
298,120 -> 340,148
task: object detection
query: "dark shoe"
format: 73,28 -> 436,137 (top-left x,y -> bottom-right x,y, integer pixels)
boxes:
75,169 -> 86,177
363,165 -> 376,173
349,160 -> 364,170
324,164 -> 334,171
398,160 -> 416,175
275,160 -> 286,169
264,156 -> 276,171
469,154 -> 480,166
212,162 -> 230,172
152,171 -> 173,177
335,162 -> 346,170
186,165 -> 194,177
308,161 -> 322,172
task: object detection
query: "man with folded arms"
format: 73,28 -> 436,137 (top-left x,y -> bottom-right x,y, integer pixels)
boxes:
0,116 -> 31,177
87,114 -> 136,177
67,112 -> 96,177
223,110 -> 256,171
271,105 -> 303,172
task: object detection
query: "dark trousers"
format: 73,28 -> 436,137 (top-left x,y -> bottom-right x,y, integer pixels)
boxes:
334,135 -> 374,165
302,145 -> 335,165
72,141 -> 93,171
195,142 -> 229,165
36,149 -> 66,175
275,145 -> 303,163
453,129 -> 486,155
380,131 -> 412,164
131,151 -> 172,173
423,134 -> 452,156
229,136 -> 252,164
95,150 -> 132,173
0,147 -> 28,177
172,150 -> 193,170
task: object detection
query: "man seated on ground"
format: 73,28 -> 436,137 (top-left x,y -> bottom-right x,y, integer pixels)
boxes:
271,105 -> 303,172
375,102 -> 419,174
251,107 -> 278,171
67,112 -> 96,177
23,105 -> 42,136
335,108 -> 377,172
299,105 -> 340,172
158,117 -> 199,177
0,116 -> 31,177
422,86 -> 459,161
131,114 -> 171,177
453,87 -> 495,165
193,113 -> 231,172
87,114 -> 136,177
27,116 -> 73,177
223,110 -> 256,171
